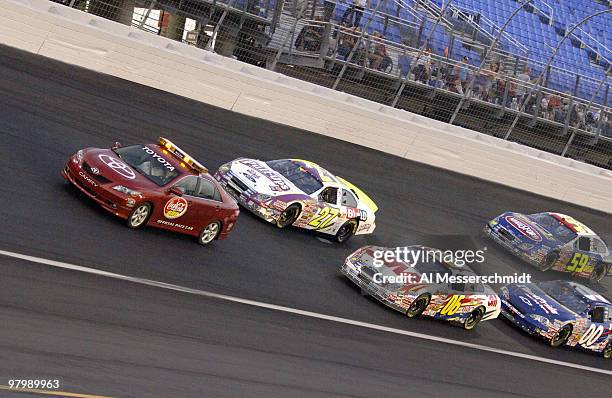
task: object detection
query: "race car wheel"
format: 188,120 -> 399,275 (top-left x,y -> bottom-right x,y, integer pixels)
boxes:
127,203 -> 151,229
538,252 -> 558,272
589,263 -> 607,283
335,219 -> 358,243
276,204 -> 301,228
603,341 -> 612,359
199,221 -> 221,245
550,324 -> 572,347
463,307 -> 485,330
406,294 -> 430,318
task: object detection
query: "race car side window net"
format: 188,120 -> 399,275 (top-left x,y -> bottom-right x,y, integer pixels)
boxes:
589,306 -> 605,323
576,237 -> 591,251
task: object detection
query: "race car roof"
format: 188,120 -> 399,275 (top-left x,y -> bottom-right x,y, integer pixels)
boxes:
548,213 -> 597,237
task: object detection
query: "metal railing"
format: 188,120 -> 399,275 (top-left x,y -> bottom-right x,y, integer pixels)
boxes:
50,0 -> 612,171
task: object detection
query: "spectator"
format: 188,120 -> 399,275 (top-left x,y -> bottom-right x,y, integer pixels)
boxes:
515,67 -> 531,104
547,93 -> 562,120
451,56 -> 470,94
479,62 -> 499,102
413,48 -> 432,83
367,31 -> 391,71
341,0 -> 371,27
295,16 -> 324,52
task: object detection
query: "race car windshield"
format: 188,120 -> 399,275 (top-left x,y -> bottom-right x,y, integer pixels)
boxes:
528,213 -> 577,244
114,145 -> 180,186
266,160 -> 323,194
538,281 -> 589,314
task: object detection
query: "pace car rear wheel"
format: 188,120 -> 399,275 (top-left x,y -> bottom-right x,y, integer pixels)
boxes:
127,203 -> 151,229
406,294 -> 430,318
276,204 -> 300,229
335,219 -> 357,243
550,324 -> 572,347
539,252 -> 558,272
199,221 -> 221,245
589,263 -> 607,283
463,307 -> 485,330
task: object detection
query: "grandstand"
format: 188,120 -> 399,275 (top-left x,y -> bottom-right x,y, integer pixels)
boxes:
52,0 -> 611,168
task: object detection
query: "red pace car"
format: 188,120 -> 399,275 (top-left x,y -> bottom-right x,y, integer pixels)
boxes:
62,137 -> 239,245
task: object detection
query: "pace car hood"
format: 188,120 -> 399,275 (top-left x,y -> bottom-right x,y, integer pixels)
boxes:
229,158 -> 305,196
494,212 -> 556,245
505,283 -> 577,322
82,148 -> 157,187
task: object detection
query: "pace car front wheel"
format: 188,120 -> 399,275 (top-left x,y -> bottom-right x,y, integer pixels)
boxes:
199,221 -> 221,245
539,252 -> 558,272
127,203 -> 151,229
463,307 -> 485,330
406,294 -> 430,318
276,204 -> 300,229
550,324 -> 572,347
335,219 -> 357,243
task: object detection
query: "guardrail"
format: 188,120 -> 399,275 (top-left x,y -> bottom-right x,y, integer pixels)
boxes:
1,0 -> 611,214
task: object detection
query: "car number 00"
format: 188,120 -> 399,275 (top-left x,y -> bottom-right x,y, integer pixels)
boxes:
578,324 -> 604,347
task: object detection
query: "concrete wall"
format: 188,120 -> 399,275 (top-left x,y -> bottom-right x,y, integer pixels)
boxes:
2,0 -> 611,213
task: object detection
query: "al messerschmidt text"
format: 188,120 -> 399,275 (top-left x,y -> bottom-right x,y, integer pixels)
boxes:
372,272 -> 531,284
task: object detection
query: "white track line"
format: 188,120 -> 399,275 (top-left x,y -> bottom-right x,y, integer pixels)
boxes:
1,249 -> 611,376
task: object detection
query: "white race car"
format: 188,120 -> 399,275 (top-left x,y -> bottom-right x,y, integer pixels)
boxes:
215,158 -> 377,242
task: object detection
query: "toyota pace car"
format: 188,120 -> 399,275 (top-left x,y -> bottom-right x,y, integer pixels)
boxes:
341,246 -> 501,330
62,137 -> 239,245
214,158 -> 377,243
500,280 -> 612,358
485,212 -> 611,283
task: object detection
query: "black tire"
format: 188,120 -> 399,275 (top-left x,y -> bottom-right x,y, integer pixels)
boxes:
550,324 -> 572,347
603,341 -> 612,359
589,263 -> 607,284
335,219 -> 358,243
126,203 -> 151,229
198,221 -> 221,245
539,251 -> 558,272
406,294 -> 430,318
463,307 -> 484,330
276,204 -> 301,228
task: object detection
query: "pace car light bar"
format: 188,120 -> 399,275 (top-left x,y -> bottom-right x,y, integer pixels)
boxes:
158,137 -> 208,174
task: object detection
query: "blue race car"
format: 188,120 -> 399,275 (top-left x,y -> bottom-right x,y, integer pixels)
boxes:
500,280 -> 612,358
485,212 -> 611,283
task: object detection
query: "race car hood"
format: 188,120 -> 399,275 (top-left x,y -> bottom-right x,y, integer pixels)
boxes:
229,158 -> 304,197
81,148 -> 159,188
504,283 -> 577,322
354,246 -> 426,290
493,212 -> 557,245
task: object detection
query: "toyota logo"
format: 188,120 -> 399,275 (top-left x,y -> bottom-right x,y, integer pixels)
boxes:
90,167 -> 99,175
98,154 -> 136,179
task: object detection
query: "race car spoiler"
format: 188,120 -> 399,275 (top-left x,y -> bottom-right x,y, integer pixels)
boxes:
158,137 -> 208,174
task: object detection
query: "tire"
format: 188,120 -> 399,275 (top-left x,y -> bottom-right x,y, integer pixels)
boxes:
589,263 -> 607,284
406,294 -> 430,318
463,307 -> 484,330
276,204 -> 301,229
127,203 -> 151,229
335,219 -> 358,243
550,324 -> 572,347
603,341 -> 612,359
539,251 -> 558,272
198,221 -> 221,245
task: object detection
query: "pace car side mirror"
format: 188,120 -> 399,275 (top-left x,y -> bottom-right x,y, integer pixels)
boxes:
168,186 -> 185,196
111,141 -> 122,150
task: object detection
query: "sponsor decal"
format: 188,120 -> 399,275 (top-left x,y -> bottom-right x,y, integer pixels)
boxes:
346,207 -> 368,221
164,197 -> 188,219
241,169 -> 259,184
505,216 -> 542,242
98,154 -> 136,179
78,171 -> 98,187
239,159 -> 290,191
142,146 -> 175,171
156,219 -> 194,231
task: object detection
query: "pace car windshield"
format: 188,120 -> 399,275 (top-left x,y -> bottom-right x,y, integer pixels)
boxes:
528,213 -> 577,244
114,145 -> 180,186
266,159 -> 323,194
538,281 -> 589,313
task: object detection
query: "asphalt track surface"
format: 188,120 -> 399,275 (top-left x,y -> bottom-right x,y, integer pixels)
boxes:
0,44 -> 610,397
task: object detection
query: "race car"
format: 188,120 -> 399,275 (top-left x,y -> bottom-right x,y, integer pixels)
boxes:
214,158 -> 377,242
500,280 -> 612,358
485,212 -> 611,282
341,245 -> 501,329
62,137 -> 239,245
